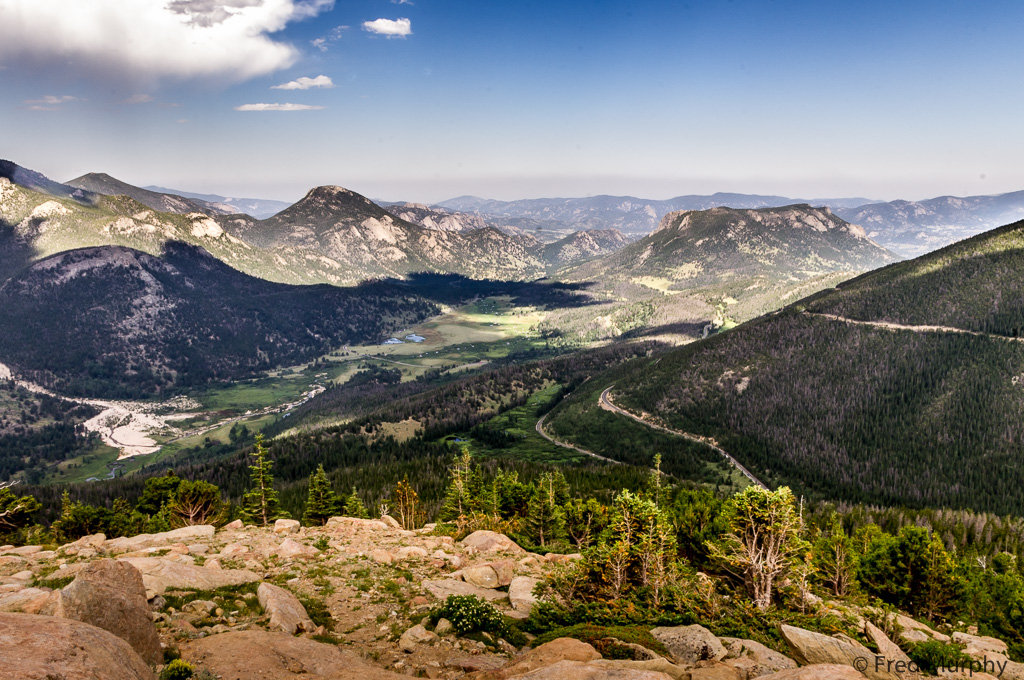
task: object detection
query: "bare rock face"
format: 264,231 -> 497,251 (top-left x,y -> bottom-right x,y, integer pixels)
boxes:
276,538 -> 320,559
508,576 -> 540,614
53,558 -> 163,665
274,519 -> 302,535
0,587 -> 53,614
650,625 -> 727,666
118,556 -> 260,598
461,530 -> 525,554
258,582 -> 315,634
864,622 -> 911,664
757,665 -> 869,680
422,579 -> 509,602
590,658 -> 689,678
477,638 -> 602,679
0,612 -> 156,680
102,525 -> 215,555
780,624 -> 899,680
510,660 -> 675,679
183,629 -> 406,678
720,636 -> 798,677
463,564 -> 501,589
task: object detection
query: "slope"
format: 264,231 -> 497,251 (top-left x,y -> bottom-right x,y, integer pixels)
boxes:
66,173 -> 225,216
555,218 -> 1024,514
0,243 -> 440,398
246,186 -> 547,283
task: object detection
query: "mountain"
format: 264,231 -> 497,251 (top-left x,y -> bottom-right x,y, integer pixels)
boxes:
0,160 -> 98,205
242,186 -> 548,283
0,243 -> 441,398
382,202 -> 493,233
555,217 -> 1024,515
146,185 -> 292,220
438,193 -> 878,236
0,175 -> 354,286
835,190 -> 1024,257
66,173 -> 225,216
541,229 -> 632,267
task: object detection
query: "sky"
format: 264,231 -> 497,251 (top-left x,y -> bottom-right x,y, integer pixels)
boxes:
1,0 -> 1023,204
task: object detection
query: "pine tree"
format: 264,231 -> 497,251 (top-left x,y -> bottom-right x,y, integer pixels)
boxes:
525,472 -> 566,547
439,448 -> 474,521
344,486 -> 370,519
393,476 -> 421,530
242,434 -> 286,526
303,464 -> 341,526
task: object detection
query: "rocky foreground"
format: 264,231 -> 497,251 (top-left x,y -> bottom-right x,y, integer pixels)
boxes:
0,516 -> 1016,679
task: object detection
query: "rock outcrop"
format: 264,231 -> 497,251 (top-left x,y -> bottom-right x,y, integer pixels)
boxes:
258,582 -> 315,634
53,559 -> 163,665
119,556 -> 261,598
650,625 -> 727,665
0,612 -> 156,680
780,624 -> 899,680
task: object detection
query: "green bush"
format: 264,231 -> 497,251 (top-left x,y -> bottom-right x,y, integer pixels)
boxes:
159,659 -> 194,680
907,640 -> 975,674
431,595 -> 509,638
532,624 -> 669,660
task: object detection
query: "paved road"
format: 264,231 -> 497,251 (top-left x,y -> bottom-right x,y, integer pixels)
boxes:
534,413 -> 622,465
599,386 -> 767,489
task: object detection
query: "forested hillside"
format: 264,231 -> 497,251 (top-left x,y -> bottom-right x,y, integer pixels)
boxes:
547,218 -> 1024,515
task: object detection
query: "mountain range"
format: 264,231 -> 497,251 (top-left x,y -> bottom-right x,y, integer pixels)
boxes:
552,216 -> 1024,514
145,185 -> 293,220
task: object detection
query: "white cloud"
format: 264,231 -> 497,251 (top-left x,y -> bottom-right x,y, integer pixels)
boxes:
124,94 -> 154,104
23,95 -> 78,110
0,0 -> 335,83
272,75 -> 334,90
391,0 -> 414,4
311,38 -> 328,52
235,102 -> 325,111
310,25 -> 347,52
363,17 -> 411,37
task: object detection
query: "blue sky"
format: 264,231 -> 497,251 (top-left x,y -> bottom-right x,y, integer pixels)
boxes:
1,0 -> 1022,203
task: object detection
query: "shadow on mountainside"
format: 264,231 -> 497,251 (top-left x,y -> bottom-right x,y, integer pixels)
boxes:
371,271 -> 604,310
0,218 -> 35,286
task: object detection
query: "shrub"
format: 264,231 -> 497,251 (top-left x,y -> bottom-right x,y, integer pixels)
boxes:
531,624 -> 669,659
907,640 -> 975,674
159,659 -> 194,680
431,595 -> 509,638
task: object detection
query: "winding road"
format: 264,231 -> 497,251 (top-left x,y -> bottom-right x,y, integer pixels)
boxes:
598,386 -> 767,489
805,311 -> 1024,342
534,413 -> 623,465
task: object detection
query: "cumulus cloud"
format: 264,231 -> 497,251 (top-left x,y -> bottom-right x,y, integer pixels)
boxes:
272,75 -> 334,90
0,0 -> 335,83
235,102 -> 325,111
363,17 -> 412,37
124,94 -> 154,104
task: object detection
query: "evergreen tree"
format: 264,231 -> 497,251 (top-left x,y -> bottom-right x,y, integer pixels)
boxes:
526,472 -> 566,547
303,464 -> 341,526
344,486 -> 370,519
392,475 -> 421,530
0,484 -> 41,534
242,434 -> 287,526
439,448 -> 474,521
168,480 -> 227,528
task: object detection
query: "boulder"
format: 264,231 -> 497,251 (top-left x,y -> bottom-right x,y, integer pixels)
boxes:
222,519 -> 244,530
435,618 -> 454,636
508,576 -> 539,614
220,543 -> 250,557
511,660 -> 675,679
274,518 -> 302,534
53,559 -> 162,665
118,556 -> 260,598
462,530 -> 525,554
952,631 -> 1008,655
396,546 -> 429,560
0,587 -> 53,614
258,582 -> 315,634
687,665 -> 744,680
422,579 -> 509,602
896,614 -> 950,643
371,549 -> 395,564
592,659 -> 688,678
276,538 -> 320,559
463,564 -> 501,589
103,525 -> 215,555
0,612 -> 155,679
327,516 -> 390,532
720,637 -> 798,677
780,624 -> 898,680
183,629 -> 406,678
481,638 -> 602,678
381,515 -> 403,529
651,625 -> 727,666
488,560 -> 517,586
399,623 -> 439,652
758,665 -> 869,679
864,622 -> 911,664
